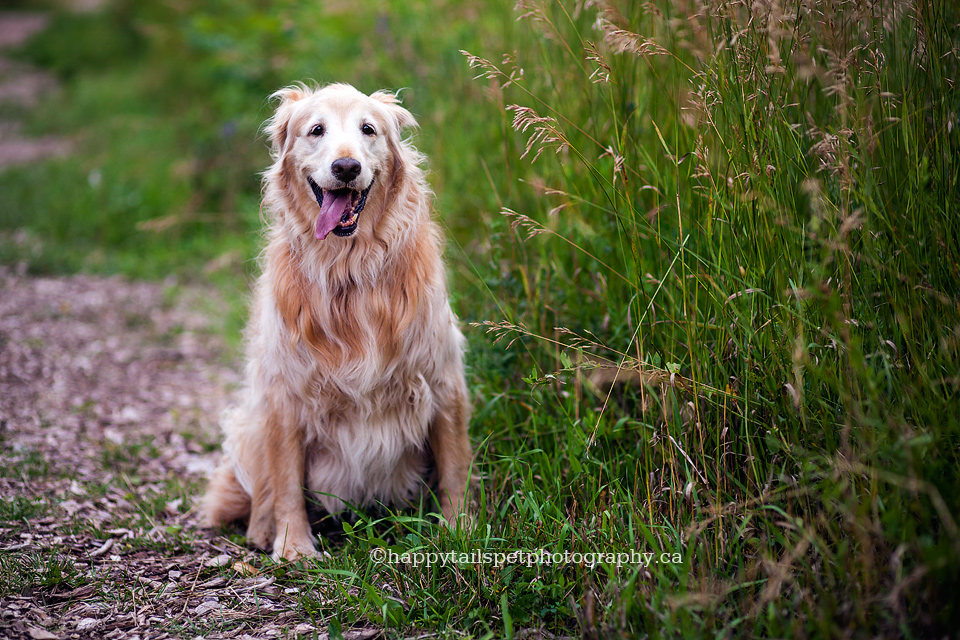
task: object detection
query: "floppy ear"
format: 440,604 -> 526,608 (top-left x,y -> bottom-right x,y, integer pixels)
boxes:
265,84 -> 310,156
371,90 -> 421,197
370,90 -> 418,134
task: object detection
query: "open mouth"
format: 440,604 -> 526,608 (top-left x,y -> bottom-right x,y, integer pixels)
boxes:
307,176 -> 372,240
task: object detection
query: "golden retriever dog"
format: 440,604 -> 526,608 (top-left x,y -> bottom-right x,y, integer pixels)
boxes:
203,83 -> 473,560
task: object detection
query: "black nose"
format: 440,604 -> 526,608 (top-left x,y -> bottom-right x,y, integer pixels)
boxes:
331,158 -> 361,183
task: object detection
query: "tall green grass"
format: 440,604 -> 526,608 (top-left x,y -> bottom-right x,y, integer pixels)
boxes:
454,0 -> 960,636
1,0 -> 958,637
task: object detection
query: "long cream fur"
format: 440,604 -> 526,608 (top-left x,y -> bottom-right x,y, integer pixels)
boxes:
203,83 -> 472,560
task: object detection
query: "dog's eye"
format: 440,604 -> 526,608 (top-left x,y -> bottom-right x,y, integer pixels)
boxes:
361,123 -> 376,136
310,124 -> 324,137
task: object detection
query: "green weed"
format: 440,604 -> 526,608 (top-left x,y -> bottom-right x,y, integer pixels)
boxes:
0,551 -> 86,597
0,496 -> 50,523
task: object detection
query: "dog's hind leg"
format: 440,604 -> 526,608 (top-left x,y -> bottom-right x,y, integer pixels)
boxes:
203,463 -> 252,528
429,381 -> 474,527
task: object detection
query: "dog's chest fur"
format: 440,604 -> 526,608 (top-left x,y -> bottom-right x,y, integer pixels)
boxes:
248,233 -> 452,512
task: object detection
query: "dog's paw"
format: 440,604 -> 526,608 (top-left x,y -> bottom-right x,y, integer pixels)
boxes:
440,505 -> 475,532
439,491 -> 475,531
271,531 -> 318,563
246,518 -> 275,551
271,541 -> 319,563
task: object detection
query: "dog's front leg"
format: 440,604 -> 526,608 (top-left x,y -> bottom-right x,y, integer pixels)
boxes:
429,384 -> 473,527
245,421 -> 275,550
246,477 -> 275,551
250,406 -> 317,561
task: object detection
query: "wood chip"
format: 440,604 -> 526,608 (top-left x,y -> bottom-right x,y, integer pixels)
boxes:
204,553 -> 232,568
26,627 -> 59,640
89,538 -> 115,558
197,577 -> 226,589
239,576 -> 276,591
137,575 -> 162,590
75,618 -> 101,632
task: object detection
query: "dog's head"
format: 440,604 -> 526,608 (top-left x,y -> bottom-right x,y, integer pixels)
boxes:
265,83 -> 417,241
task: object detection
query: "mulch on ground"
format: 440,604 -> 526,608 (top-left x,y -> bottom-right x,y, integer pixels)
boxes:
0,270 -> 357,640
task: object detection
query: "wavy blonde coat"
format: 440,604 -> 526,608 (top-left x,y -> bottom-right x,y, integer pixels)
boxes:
204,84 -> 472,560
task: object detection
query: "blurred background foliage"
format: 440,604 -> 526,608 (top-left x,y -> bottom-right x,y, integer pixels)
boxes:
0,0 -> 519,283
1,0 -> 959,637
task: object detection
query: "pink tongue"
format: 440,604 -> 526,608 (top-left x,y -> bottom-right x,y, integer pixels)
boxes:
315,190 -> 352,240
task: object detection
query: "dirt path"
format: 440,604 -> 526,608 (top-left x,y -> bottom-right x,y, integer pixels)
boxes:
0,12 -> 71,168
0,271 -> 381,640
0,270 -> 317,640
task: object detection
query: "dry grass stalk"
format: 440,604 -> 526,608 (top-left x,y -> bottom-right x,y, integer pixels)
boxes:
507,104 -> 571,161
